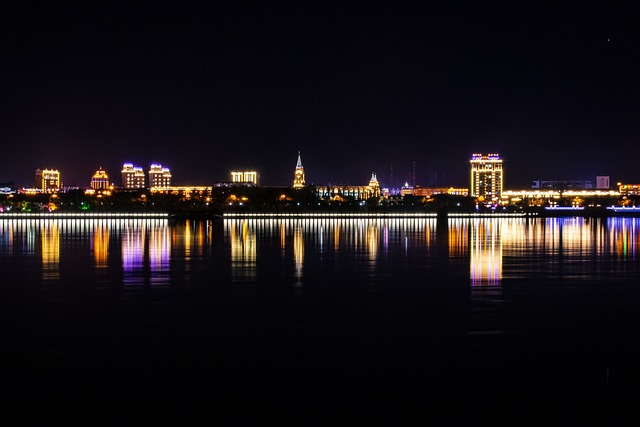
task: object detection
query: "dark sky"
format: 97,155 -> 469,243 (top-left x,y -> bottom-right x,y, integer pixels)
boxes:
2,2 -> 638,189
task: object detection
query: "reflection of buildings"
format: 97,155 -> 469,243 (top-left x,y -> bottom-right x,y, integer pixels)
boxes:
149,224 -> 170,274
231,171 -> 258,186
93,225 -> 109,267
121,163 -> 145,189
469,219 -> 502,285
316,173 -> 381,201
35,168 -> 61,192
121,219 -> 171,284
41,220 -> 60,280
447,218 -> 469,258
293,224 -> 304,280
293,152 -> 306,189
366,223 -> 378,261
122,222 -> 145,273
91,167 -> 110,190
229,220 -> 257,280
470,153 -> 503,205
148,164 -> 172,188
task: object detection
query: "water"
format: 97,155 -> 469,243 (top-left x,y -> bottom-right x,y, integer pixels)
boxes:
1,216 -> 640,402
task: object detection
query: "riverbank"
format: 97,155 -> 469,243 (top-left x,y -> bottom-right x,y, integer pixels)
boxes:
2,206 -> 640,219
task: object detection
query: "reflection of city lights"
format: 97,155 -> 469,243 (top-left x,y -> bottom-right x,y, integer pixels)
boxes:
41,220 -> 60,280
93,225 -> 109,267
366,224 -> 378,261
149,225 -> 170,273
228,219 -> 256,281
122,222 -> 145,275
294,224 -> 304,281
470,219 -> 501,285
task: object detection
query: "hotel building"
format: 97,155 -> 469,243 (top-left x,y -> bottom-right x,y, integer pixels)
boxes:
35,168 -> 61,192
121,163 -> 145,189
148,164 -> 172,188
470,153 -> 503,205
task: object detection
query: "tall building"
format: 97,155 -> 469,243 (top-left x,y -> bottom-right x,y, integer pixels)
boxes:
35,168 -> 61,192
148,164 -> 171,188
470,153 -> 503,205
231,171 -> 258,186
292,152 -> 305,189
596,176 -> 610,190
121,163 -> 145,189
90,167 -> 109,190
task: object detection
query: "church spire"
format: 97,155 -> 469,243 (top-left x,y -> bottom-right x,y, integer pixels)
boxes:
293,151 -> 306,189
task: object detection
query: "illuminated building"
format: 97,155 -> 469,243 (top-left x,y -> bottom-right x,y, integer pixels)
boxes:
121,163 -> 145,189
149,185 -> 212,199
316,173 -> 381,201
400,181 -> 414,196
596,176 -> 610,190
411,187 -> 469,197
231,171 -> 258,186
531,179 -> 593,190
90,167 -> 109,190
292,152 -> 305,189
501,189 -> 619,207
618,183 -> 640,196
35,168 -> 61,192
470,153 -> 503,205
148,164 -> 171,188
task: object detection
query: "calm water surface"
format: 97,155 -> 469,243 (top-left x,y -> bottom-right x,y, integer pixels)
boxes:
1,216 -> 640,401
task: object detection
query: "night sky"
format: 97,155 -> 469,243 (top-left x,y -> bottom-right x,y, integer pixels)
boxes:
2,2 -> 638,189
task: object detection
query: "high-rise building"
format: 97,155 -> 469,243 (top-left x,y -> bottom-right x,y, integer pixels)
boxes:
35,168 -> 61,192
90,167 -> 109,190
231,171 -> 258,186
293,152 -> 305,189
596,176 -> 610,190
470,153 -> 503,205
121,163 -> 145,189
148,164 -> 171,188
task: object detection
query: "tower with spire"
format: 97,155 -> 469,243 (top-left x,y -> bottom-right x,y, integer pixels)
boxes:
293,152 -> 306,189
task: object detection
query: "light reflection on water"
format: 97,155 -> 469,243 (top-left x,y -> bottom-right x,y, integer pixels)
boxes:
0,217 -> 639,286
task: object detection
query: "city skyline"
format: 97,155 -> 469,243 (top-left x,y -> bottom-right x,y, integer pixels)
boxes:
2,3 -> 637,188
10,150 -> 629,193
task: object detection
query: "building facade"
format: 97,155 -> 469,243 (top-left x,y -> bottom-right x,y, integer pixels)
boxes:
148,164 -> 172,188
231,171 -> 258,186
596,176 -> 610,190
316,173 -> 381,201
292,152 -> 305,189
470,153 -> 503,205
35,168 -> 61,192
121,163 -> 145,189
90,167 -> 109,190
